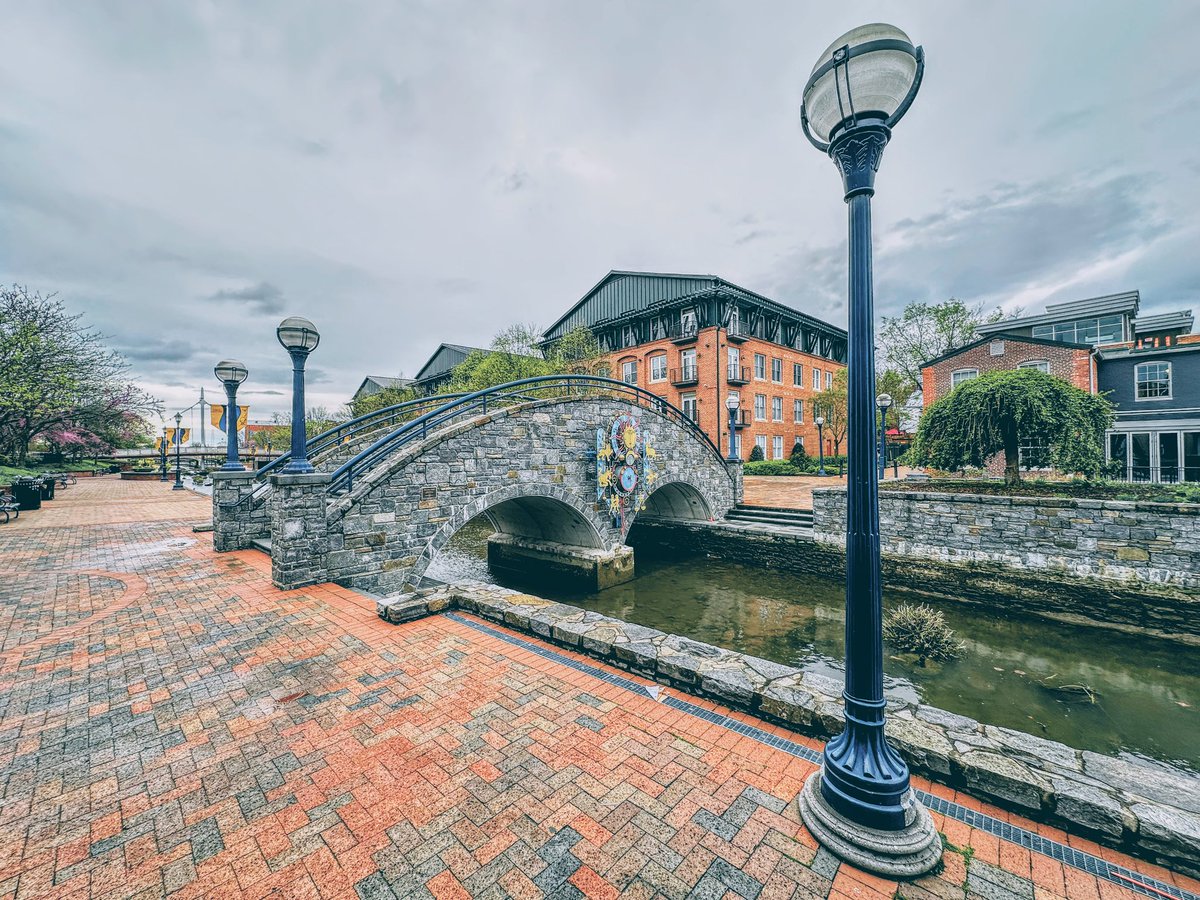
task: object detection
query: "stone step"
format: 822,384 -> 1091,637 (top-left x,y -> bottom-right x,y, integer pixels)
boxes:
251,538 -> 272,554
725,506 -> 813,528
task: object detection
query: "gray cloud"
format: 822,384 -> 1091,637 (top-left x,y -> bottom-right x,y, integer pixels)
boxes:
206,282 -> 286,315
118,337 -> 197,364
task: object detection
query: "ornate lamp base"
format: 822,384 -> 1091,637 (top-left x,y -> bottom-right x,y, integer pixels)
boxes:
798,772 -> 942,879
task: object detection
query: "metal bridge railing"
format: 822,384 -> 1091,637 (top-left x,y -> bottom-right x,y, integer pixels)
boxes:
326,375 -> 726,496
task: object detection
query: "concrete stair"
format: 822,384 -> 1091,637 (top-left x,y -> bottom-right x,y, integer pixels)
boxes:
723,504 -> 813,531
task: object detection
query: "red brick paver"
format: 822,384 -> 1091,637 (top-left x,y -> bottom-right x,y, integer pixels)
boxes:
0,477 -> 1193,899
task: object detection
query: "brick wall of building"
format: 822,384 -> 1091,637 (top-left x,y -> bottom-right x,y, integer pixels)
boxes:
600,326 -> 845,460
922,337 -> 1092,408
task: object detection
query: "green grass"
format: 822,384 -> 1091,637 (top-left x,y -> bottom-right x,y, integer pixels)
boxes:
0,459 -> 109,484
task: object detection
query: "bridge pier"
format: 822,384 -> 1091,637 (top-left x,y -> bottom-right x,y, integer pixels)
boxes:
486,533 -> 635,591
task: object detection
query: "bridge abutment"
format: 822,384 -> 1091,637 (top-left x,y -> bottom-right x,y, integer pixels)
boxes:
270,472 -> 331,590
212,470 -> 267,552
486,533 -> 635,591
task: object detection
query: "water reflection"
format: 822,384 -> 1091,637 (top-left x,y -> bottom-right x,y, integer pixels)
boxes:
426,519 -> 1200,774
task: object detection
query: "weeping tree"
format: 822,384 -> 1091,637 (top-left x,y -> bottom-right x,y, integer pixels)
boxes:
911,369 -> 1113,485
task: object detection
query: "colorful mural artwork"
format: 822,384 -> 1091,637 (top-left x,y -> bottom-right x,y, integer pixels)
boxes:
595,413 -> 657,534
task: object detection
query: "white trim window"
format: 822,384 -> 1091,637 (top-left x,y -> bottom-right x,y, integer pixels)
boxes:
1019,360 -> 1050,374
680,308 -> 698,336
951,368 -> 979,390
754,394 -> 767,421
755,435 -> 767,456
1135,361 -> 1171,400
649,354 -> 667,382
772,397 -> 783,422
825,370 -> 834,390
793,399 -> 804,423
728,306 -> 740,336
793,362 -> 803,386
812,368 -> 821,391
621,359 -> 638,385
772,435 -> 784,460
754,353 -> 766,379
771,358 -> 783,383
680,392 -> 698,422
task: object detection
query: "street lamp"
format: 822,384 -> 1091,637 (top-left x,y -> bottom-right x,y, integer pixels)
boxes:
172,412 -> 185,491
796,24 -> 940,877
725,394 -> 740,460
160,425 -> 169,481
276,316 -> 320,475
214,360 -> 249,472
877,393 -> 893,480
815,415 -> 827,476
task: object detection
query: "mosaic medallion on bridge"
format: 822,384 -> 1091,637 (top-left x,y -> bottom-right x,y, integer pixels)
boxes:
595,413 -> 657,533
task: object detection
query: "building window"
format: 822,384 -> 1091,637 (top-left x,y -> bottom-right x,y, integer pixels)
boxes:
732,432 -> 742,458
621,324 -> 638,347
680,348 -> 697,381
812,368 -> 821,391
825,371 -> 833,390
951,368 -> 979,390
650,317 -> 667,341
680,392 -> 697,422
795,435 -> 805,450
771,358 -> 782,383
1019,438 -> 1052,470
755,435 -> 768,457
772,397 -> 783,422
728,306 -> 741,336
754,394 -> 766,421
1032,314 -> 1124,345
754,353 -> 766,379
681,308 -> 698,336
793,399 -> 804,423
621,359 -> 637,384
1135,362 -> 1171,400
649,355 -> 667,382
772,436 -> 784,460
1019,360 -> 1050,373
793,363 -> 803,386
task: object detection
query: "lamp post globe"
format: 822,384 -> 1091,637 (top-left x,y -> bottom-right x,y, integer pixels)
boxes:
814,415 -> 826,476
877,393 -> 894,480
214,359 -> 249,472
276,317 -> 320,475
725,394 -> 740,461
795,24 -> 941,877
172,412 -> 185,491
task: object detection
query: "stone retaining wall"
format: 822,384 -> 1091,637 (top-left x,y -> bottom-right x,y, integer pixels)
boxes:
376,582 -> 1200,877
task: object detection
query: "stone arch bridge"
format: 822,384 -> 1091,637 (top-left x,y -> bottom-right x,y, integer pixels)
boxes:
213,377 -> 742,594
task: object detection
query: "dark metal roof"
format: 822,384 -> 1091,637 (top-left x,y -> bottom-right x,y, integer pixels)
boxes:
977,291 -> 1140,336
412,343 -> 486,382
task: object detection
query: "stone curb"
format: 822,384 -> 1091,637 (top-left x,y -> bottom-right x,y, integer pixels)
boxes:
377,582 -> 1200,878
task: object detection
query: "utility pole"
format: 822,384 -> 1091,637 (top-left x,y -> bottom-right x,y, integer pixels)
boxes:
199,387 -> 208,447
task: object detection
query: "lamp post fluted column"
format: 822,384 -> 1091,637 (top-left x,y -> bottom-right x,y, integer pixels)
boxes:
172,413 -> 184,491
276,317 -> 320,475
795,24 -> 940,878
215,360 -> 249,472
160,427 -> 169,482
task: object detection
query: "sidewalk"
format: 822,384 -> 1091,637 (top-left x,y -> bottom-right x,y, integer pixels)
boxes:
0,476 -> 1194,899
743,468 -> 916,510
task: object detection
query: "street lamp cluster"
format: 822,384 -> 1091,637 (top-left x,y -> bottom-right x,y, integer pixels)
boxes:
796,23 -> 941,877
163,317 -> 320,481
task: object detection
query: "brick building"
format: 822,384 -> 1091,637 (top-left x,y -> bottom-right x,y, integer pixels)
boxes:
920,291 -> 1199,481
538,271 -> 848,461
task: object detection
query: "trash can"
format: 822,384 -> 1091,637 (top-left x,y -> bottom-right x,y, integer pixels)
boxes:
11,478 -> 41,510
38,477 -> 55,501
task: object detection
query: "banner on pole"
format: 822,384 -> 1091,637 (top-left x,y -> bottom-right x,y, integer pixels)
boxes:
165,428 -> 191,446
210,405 -> 249,432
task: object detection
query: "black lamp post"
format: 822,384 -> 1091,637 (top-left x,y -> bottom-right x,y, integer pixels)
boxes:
877,393 -> 893,480
160,426 -> 169,481
214,360 -> 249,472
725,394 -> 740,460
172,412 -> 185,491
795,24 -> 940,876
277,316 -> 320,475
815,415 -> 827,476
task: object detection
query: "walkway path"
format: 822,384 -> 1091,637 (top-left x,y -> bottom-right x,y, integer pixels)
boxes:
743,469 -> 915,510
0,476 -> 1195,899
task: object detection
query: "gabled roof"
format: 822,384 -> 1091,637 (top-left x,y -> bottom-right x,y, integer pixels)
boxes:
412,343 -> 486,382
354,375 -> 412,394
919,332 -> 1092,370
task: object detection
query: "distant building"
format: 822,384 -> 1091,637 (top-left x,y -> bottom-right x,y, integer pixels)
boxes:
350,375 -> 413,405
920,291 -> 1199,481
538,271 -> 847,460
410,343 -> 485,395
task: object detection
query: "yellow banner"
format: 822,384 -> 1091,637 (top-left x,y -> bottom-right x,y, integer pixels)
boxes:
165,428 -> 191,446
210,405 -> 249,431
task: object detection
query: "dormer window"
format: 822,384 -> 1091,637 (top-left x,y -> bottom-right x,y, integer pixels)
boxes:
728,306 -> 741,336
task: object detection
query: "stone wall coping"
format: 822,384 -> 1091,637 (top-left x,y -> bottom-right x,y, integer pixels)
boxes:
376,581 -> 1200,877
813,485 -> 1200,515
211,470 -> 257,482
269,471 -> 332,487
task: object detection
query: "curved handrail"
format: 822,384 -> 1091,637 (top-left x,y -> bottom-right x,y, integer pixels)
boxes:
327,375 -> 727,496
255,392 -> 471,479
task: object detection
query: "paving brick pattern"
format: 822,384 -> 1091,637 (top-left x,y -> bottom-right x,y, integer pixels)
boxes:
1,477 -> 1195,899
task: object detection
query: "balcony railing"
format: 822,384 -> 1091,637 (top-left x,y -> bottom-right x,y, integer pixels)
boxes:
1108,464 -> 1200,484
671,366 -> 699,386
667,321 -> 699,343
726,365 -> 749,384
726,322 -> 748,342
728,411 -> 750,429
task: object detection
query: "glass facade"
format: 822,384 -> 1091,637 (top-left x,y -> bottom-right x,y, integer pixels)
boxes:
1109,430 -> 1200,482
1032,314 -> 1123,345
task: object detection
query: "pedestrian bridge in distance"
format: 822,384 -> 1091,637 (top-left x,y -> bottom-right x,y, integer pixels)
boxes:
212,376 -> 742,594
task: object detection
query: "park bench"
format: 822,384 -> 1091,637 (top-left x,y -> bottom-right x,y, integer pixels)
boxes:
0,492 -> 19,524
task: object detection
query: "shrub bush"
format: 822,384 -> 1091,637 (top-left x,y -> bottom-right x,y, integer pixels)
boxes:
748,444 -> 764,462
743,461 -> 802,476
883,603 -> 965,667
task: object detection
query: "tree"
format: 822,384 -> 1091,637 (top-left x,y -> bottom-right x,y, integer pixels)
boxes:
910,369 -> 1113,485
789,441 -> 809,468
348,381 -> 420,418
813,368 -> 848,455
878,299 -> 1007,389
0,285 -> 158,462
447,323 -> 605,393
748,443 -> 764,461
260,406 -> 341,450
875,368 -> 917,434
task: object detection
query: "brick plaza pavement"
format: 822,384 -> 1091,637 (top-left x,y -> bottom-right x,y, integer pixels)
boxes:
1,477 -> 1197,899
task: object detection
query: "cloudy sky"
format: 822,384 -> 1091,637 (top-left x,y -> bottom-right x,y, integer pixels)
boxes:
2,1 -> 1198,427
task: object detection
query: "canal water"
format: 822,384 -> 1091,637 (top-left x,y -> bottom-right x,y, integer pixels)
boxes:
426,520 -> 1200,775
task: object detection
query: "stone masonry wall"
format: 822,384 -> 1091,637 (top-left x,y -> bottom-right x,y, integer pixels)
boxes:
325,397 -> 738,595
211,471 -> 269,552
270,473 -> 330,590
